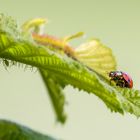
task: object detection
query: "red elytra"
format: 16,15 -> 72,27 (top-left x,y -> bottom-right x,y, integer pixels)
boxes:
122,72 -> 133,88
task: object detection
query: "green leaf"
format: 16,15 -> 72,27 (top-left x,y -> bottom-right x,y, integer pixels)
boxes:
0,31 -> 122,112
1,13 -> 140,121
39,70 -> 67,123
0,31 -> 125,115
0,119 -> 57,140
118,88 -> 140,116
75,39 -> 117,79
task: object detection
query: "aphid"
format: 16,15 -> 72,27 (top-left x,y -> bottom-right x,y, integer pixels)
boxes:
3,59 -> 9,67
0,59 -> 10,70
109,71 -> 133,88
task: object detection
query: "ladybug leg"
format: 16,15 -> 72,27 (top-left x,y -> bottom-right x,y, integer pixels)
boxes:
116,80 -> 126,88
115,80 -> 121,87
120,80 -> 126,88
122,81 -> 126,88
116,82 -> 121,87
110,79 -> 112,85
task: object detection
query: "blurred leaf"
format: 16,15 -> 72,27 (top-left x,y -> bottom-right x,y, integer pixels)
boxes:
39,70 -> 67,123
75,39 -> 117,79
62,32 -> 84,42
0,120 -> 58,140
21,17 -> 67,123
21,18 -> 47,36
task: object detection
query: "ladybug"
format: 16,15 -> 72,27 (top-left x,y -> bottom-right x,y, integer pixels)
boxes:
109,71 -> 133,88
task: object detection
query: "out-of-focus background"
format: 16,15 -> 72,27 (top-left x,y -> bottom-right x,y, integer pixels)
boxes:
0,0 -> 140,140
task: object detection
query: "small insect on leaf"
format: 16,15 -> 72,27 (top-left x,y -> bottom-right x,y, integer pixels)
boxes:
1,59 -> 10,70
109,71 -> 133,88
3,59 -> 9,67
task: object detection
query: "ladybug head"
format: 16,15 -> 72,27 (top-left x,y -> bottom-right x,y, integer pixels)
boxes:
109,71 -> 116,77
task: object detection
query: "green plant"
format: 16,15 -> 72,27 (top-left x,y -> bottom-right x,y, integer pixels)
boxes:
0,13 -> 140,139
